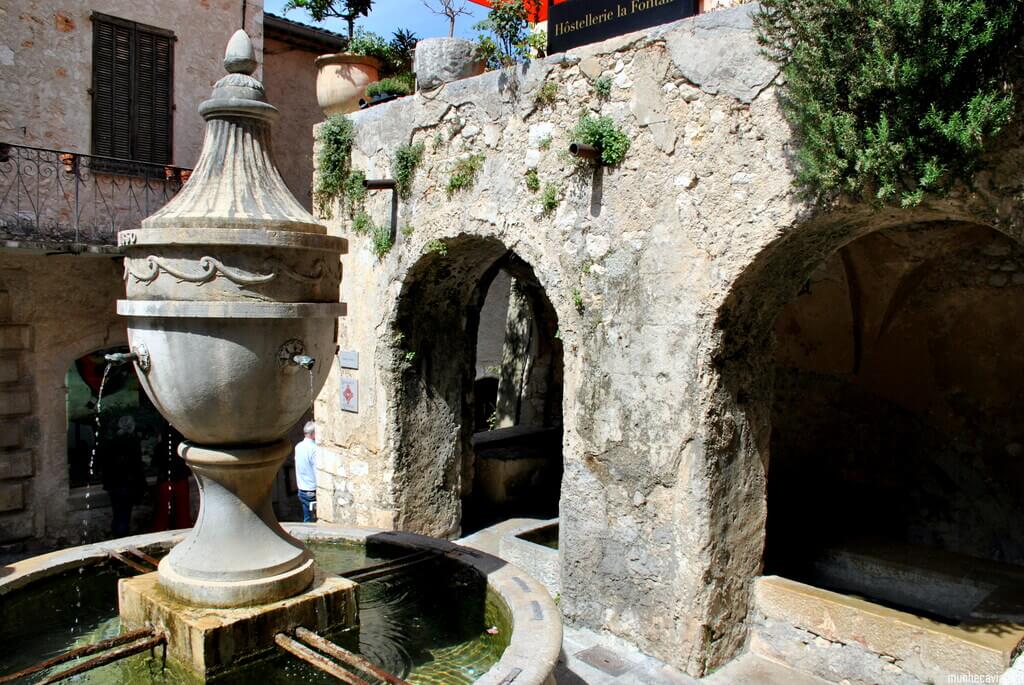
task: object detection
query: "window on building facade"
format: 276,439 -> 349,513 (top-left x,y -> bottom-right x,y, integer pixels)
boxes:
91,13 -> 174,165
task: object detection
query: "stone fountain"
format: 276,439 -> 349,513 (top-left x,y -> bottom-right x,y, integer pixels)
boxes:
112,30 -> 351,677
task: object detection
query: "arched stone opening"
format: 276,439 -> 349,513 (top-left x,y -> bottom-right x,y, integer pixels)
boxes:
710,208 -> 1024,644
65,344 -> 186,539
765,221 -> 1024,620
390,236 -> 563,538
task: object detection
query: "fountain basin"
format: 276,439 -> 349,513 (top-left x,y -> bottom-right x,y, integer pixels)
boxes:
118,300 -> 343,445
0,525 -> 561,684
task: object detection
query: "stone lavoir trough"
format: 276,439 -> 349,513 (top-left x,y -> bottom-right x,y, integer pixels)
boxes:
0,29 -> 563,684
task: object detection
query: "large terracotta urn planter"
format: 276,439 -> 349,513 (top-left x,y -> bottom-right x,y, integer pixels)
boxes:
315,53 -> 382,116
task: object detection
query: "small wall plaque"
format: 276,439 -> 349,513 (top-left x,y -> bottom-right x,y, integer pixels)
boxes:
339,378 -> 358,413
338,350 -> 359,370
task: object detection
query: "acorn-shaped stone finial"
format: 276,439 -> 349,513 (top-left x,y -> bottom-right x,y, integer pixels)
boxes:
224,29 -> 257,75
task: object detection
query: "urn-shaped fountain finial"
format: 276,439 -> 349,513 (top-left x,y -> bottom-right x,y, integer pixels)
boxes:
116,28 -> 346,607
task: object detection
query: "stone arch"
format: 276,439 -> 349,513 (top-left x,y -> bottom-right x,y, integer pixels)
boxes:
386,235 -> 564,538
701,201 -> 1024,661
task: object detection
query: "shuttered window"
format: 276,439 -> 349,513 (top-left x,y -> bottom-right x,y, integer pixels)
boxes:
91,14 -> 174,165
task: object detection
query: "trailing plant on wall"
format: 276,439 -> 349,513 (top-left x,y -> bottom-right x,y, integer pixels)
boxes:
446,153 -> 486,196
392,141 -> 426,199
755,0 -> 1024,207
352,210 -> 374,235
574,114 -> 630,166
593,75 -> 612,101
370,224 -> 393,257
541,183 -> 560,215
525,168 -> 540,192
315,114 -> 357,218
343,169 -> 367,216
425,239 -> 449,256
536,80 -> 558,107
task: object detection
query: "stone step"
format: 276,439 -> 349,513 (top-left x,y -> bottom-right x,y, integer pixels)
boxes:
0,510 -> 33,543
0,449 -> 32,480
0,420 -> 21,448
703,654 -> 835,685
0,325 -> 30,352
0,481 -> 25,512
0,357 -> 19,384
0,388 -> 31,416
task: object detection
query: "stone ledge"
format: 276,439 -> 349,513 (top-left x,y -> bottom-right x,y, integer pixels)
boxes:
119,570 -> 357,677
0,481 -> 25,511
0,449 -> 32,480
0,510 -> 33,542
0,420 -> 21,448
753,575 -> 1022,682
0,389 -> 31,417
0,325 -> 31,352
0,357 -> 19,384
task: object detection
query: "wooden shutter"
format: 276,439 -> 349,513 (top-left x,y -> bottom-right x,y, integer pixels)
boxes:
92,18 -> 133,160
92,15 -> 174,165
133,30 -> 173,165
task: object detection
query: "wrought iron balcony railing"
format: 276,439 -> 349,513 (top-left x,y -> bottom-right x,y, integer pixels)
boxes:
0,143 -> 191,250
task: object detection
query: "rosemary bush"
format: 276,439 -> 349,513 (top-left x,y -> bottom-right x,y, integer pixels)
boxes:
756,0 -> 1024,206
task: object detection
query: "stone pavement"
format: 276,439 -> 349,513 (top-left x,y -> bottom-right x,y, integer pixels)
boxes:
556,624 -> 833,684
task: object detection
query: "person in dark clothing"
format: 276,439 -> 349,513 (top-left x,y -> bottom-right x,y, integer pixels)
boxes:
102,415 -> 145,538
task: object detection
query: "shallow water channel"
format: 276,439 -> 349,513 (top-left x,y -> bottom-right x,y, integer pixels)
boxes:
0,540 -> 510,684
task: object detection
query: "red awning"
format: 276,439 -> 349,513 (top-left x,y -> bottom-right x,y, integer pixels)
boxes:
467,0 -> 571,23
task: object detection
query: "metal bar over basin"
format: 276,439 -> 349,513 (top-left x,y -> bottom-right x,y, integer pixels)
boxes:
35,635 -> 167,685
275,633 -> 371,685
295,627 -> 411,685
0,629 -> 163,685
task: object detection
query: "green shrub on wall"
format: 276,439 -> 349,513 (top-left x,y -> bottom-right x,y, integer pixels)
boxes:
756,0 -> 1024,207
314,115 -> 356,218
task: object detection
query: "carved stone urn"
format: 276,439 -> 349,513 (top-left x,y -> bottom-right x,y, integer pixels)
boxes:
116,30 -> 346,608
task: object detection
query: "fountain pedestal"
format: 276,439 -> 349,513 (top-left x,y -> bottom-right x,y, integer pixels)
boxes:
159,441 -> 314,607
113,28 -> 352,680
119,571 -> 357,677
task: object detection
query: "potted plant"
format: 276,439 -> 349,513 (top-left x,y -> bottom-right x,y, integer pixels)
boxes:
59,152 -> 77,174
351,29 -> 418,109
286,0 -> 382,115
415,0 -> 486,91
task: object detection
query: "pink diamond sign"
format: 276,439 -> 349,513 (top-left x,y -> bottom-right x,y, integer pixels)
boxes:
339,377 -> 358,413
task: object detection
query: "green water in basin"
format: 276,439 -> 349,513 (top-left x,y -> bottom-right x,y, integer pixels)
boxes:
0,540 -> 511,684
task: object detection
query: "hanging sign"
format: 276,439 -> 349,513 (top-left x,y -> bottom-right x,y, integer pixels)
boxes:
547,0 -> 698,55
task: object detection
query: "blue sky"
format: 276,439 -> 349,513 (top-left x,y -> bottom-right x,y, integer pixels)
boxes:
264,0 -> 492,41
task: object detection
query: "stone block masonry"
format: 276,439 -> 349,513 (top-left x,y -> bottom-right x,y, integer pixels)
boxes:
312,2 -> 1024,680
119,571 -> 358,677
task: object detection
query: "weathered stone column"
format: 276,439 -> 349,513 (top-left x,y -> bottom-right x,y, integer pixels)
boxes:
116,30 -> 346,608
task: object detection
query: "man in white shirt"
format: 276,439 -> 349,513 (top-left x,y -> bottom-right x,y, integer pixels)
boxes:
294,421 -> 318,522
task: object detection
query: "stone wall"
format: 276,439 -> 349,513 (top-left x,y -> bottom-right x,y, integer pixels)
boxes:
264,34 -> 322,211
0,252 -> 127,544
309,3 -> 1024,677
0,0 -> 263,167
